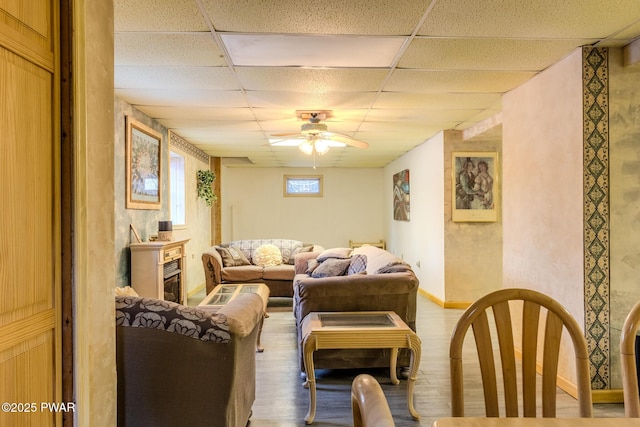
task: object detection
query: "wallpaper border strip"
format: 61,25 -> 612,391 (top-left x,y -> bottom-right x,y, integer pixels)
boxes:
169,131 -> 209,164
582,46 -> 610,390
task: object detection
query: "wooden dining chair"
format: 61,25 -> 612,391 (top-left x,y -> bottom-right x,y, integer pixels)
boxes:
620,299 -> 640,417
351,374 -> 395,427
449,288 -> 592,418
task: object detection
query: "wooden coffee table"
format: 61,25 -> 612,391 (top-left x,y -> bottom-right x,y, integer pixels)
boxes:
300,311 -> 421,424
197,283 -> 270,351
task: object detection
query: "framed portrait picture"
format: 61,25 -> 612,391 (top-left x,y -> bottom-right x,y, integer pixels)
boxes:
452,151 -> 499,222
126,116 -> 162,210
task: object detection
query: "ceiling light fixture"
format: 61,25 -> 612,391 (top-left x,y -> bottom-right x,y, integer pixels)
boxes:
270,111 -> 368,158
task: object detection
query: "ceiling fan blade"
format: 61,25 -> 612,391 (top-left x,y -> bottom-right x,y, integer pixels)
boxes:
325,133 -> 369,149
271,132 -> 303,137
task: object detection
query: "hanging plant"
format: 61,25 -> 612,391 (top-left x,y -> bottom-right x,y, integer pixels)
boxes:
196,169 -> 217,207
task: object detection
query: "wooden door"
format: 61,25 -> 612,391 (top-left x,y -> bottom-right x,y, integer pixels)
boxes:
0,1 -> 61,426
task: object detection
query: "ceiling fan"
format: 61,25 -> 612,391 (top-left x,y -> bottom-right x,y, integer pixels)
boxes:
269,111 -> 369,156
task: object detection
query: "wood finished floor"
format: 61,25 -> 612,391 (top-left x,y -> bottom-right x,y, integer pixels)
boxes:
188,292 -> 625,426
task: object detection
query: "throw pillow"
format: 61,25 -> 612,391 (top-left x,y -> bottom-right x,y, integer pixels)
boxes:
347,254 -> 367,275
216,245 -> 251,267
317,247 -> 352,262
306,259 -> 320,274
311,258 -> 352,278
252,244 -> 283,267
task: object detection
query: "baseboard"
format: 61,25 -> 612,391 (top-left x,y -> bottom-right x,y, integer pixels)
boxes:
418,288 -> 471,309
187,282 -> 206,298
513,348 -> 624,404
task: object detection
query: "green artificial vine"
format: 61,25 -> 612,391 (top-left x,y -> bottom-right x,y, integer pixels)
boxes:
196,169 -> 217,207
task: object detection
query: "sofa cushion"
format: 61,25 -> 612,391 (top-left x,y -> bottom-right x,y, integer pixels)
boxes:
216,245 -> 251,267
311,258 -> 352,278
115,296 -> 231,343
317,247 -> 352,262
263,264 -> 295,281
307,259 -> 320,274
352,245 -> 406,275
253,244 -> 283,267
227,239 -> 304,264
347,254 -> 367,275
222,265 -> 264,282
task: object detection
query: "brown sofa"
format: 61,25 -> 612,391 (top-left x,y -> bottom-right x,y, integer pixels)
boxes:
115,293 -> 263,427
293,245 -> 419,373
202,239 -> 323,297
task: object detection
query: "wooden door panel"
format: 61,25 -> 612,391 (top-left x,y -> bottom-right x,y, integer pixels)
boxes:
0,0 -> 59,425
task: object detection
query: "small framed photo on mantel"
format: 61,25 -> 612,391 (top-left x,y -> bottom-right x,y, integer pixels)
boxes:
452,151 -> 499,222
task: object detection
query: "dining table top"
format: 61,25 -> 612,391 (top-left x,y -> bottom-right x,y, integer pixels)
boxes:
431,417 -> 640,427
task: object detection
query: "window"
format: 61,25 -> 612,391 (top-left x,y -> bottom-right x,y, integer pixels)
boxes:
169,151 -> 186,226
284,175 -> 323,197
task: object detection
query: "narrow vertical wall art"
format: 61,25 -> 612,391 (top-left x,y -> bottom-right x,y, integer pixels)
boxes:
393,169 -> 410,221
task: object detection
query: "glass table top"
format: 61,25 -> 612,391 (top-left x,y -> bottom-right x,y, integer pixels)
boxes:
319,312 -> 395,328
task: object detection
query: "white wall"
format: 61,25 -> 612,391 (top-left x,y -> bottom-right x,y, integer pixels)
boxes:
385,133 -> 446,301
221,167 -> 384,248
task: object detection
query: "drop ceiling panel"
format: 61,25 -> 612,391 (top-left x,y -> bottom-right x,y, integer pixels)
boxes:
201,0 -> 430,35
420,0 -> 640,39
251,108 -> 371,123
115,33 -> 226,67
221,34 -> 406,67
234,68 -> 389,92
374,92 -> 502,109
140,107 -> 255,121
385,69 -> 536,93
175,129 -> 265,142
114,89 -> 248,108
368,108 -> 485,124
246,91 -> 378,110
399,38 -> 592,71
114,66 -> 240,90
115,0 -> 208,31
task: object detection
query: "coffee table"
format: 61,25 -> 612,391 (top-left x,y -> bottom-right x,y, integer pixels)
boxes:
197,283 -> 270,351
300,311 -> 421,424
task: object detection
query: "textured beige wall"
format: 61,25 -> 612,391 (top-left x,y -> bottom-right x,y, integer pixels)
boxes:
74,0 -> 117,425
443,131 -> 503,304
502,48 -> 584,386
221,166 -> 384,248
608,47 -> 640,388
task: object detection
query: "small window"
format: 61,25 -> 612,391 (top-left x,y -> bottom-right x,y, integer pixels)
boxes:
169,151 -> 186,226
284,175 -> 323,197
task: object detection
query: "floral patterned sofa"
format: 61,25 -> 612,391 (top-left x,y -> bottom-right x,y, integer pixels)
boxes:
202,238 -> 324,297
115,292 -> 264,427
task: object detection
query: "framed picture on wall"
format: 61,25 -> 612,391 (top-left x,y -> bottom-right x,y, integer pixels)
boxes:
126,116 -> 162,210
393,169 -> 410,221
452,152 -> 499,222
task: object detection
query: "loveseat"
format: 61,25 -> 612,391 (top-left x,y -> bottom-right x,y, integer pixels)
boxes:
293,245 -> 419,373
202,239 -> 324,297
115,293 -> 264,427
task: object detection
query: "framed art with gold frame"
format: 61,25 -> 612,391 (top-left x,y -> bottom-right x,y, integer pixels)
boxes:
126,116 -> 162,210
452,151 -> 499,222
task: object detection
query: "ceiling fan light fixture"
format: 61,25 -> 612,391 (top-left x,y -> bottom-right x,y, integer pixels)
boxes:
314,139 -> 330,154
299,141 -> 314,155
